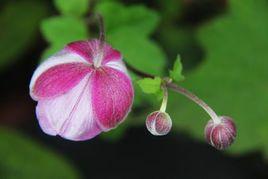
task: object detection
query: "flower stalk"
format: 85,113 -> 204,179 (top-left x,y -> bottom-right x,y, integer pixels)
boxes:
159,85 -> 168,113
125,61 -> 221,124
94,14 -> 105,68
166,82 -> 221,124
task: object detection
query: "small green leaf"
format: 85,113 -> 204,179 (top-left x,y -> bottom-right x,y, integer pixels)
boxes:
169,55 -> 185,82
137,77 -> 162,94
54,0 -> 89,17
41,16 -> 88,44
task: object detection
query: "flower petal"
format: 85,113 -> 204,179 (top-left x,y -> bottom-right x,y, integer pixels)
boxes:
36,75 -> 102,141
66,39 -> 122,65
91,67 -> 134,130
30,49 -> 90,100
31,63 -> 91,100
30,51 -> 94,101
105,60 -> 129,74
30,49 -> 88,86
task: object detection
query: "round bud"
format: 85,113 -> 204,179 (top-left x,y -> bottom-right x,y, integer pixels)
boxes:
205,116 -> 236,150
146,111 -> 172,136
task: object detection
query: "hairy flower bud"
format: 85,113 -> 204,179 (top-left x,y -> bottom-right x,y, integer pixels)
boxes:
205,116 -> 236,150
29,39 -> 134,141
146,111 -> 172,136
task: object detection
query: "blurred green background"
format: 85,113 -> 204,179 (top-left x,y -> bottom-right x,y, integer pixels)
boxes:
1,0 -> 268,178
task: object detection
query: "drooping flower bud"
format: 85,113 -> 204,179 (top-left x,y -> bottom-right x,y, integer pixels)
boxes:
146,111 -> 172,136
205,116 -> 236,150
29,39 -> 134,141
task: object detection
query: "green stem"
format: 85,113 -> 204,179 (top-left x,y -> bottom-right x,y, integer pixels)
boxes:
166,82 -> 221,124
159,85 -> 168,112
125,61 -> 221,123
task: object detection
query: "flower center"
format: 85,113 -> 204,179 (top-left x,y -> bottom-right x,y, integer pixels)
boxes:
93,51 -> 104,68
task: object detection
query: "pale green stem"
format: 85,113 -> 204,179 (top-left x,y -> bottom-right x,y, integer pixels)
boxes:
160,85 -> 168,113
166,82 -> 221,124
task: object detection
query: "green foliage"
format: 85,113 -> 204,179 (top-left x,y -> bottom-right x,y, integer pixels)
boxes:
0,128 -> 80,179
41,43 -> 64,60
40,0 -> 90,59
168,0 -> 268,155
54,0 -> 89,17
156,25 -> 203,71
156,0 -> 183,22
40,16 -> 88,59
41,16 -> 88,44
108,29 -> 166,76
137,77 -> 162,94
169,55 -> 184,82
96,2 -> 159,36
0,0 -> 48,70
95,2 -> 166,76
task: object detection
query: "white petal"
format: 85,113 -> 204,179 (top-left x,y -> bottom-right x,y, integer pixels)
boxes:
36,74 -> 101,141
105,60 -> 129,76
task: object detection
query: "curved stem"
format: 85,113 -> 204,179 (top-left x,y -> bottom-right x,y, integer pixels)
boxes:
95,13 -> 105,45
160,85 -> 168,112
124,61 -> 221,124
166,82 -> 221,124
125,62 -> 154,78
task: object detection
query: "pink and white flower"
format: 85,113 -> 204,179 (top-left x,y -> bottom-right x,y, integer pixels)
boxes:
29,39 -> 134,141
